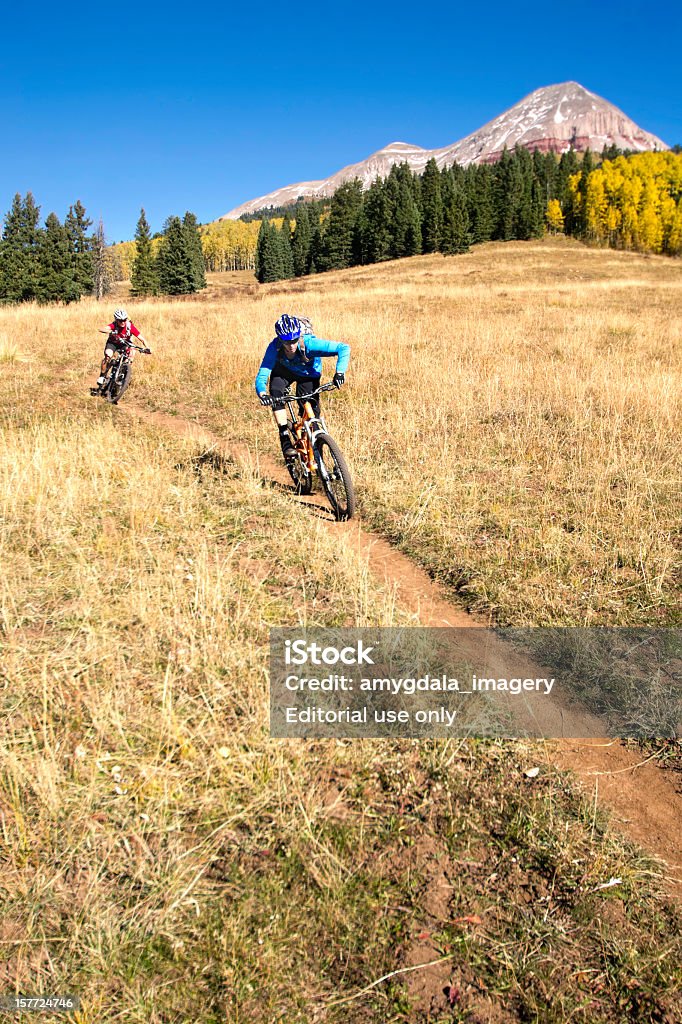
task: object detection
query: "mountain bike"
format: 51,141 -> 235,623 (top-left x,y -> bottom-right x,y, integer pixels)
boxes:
273,382 -> 356,521
96,341 -> 150,405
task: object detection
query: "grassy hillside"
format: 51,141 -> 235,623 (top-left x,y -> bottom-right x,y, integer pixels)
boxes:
0,239 -> 680,1021
64,236 -> 682,626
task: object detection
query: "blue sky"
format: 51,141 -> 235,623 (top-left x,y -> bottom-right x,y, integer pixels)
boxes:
3,0 -> 680,241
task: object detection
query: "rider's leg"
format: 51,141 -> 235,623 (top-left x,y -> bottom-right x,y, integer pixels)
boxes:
269,372 -> 296,461
296,377 -> 321,417
96,344 -> 116,387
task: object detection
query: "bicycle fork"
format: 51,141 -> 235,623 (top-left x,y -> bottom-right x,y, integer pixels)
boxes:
293,415 -> 329,475
306,417 -> 336,482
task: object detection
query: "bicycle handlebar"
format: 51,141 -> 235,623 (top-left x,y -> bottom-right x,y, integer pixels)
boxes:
284,382 -> 337,400
114,341 -> 151,354
262,382 -> 337,407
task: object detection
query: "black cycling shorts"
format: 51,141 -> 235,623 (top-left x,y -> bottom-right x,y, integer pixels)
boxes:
269,368 -> 321,416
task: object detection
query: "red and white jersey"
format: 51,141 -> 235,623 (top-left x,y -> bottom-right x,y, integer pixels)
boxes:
108,320 -> 141,342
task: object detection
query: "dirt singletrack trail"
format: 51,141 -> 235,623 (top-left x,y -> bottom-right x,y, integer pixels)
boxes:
120,397 -> 682,895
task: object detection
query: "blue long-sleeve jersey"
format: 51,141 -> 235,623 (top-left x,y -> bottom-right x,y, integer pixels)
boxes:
254,335 -> 350,395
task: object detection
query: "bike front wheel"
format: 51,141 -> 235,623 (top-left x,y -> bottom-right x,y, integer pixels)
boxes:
313,433 -> 355,521
105,362 -> 132,404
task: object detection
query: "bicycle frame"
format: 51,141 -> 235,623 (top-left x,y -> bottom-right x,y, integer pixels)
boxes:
293,404 -> 328,471
267,381 -> 355,519
277,383 -> 336,475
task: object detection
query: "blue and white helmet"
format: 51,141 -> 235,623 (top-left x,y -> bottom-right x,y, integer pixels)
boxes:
275,314 -> 301,342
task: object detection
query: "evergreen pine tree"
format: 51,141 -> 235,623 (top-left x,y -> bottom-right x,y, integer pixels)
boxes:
156,216 -> 194,294
359,179 -> 392,264
512,146 -> 536,239
131,209 -> 159,296
0,192 -> 42,302
309,225 -> 323,274
386,164 -> 422,257
600,143 -> 622,162
255,219 -> 268,281
278,215 -> 294,278
420,158 -> 443,253
532,149 -> 557,210
493,149 -> 526,240
65,200 -> 94,296
557,149 -> 581,232
529,177 -> 546,238
182,211 -> 206,291
441,190 -> 470,254
395,181 -> 422,256
291,204 -> 312,276
319,179 -> 363,270
404,187 -> 422,256
37,212 -> 79,303
566,149 -> 595,239
461,164 -> 495,244
256,221 -> 285,282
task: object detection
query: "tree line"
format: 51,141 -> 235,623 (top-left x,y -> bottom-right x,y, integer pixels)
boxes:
563,151 -> 682,253
0,194 -> 113,303
129,209 -> 206,296
254,147 -> 682,282
7,147 -> 677,304
0,196 -> 207,304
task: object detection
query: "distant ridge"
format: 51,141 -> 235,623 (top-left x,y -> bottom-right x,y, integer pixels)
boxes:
221,82 -> 667,220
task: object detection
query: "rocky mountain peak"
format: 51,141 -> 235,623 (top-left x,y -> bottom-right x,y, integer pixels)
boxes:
221,82 -> 667,220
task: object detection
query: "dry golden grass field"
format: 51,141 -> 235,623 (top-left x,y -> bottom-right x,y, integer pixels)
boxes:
0,238 -> 680,1022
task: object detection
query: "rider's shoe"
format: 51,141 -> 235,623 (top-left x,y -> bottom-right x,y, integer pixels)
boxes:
280,439 -> 296,464
89,386 -> 101,396
282,442 -> 296,464
279,426 -> 296,463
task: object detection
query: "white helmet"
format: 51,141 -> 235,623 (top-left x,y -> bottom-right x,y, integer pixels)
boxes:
113,308 -> 128,321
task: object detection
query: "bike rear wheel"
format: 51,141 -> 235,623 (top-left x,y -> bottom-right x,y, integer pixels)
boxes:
313,433 -> 355,521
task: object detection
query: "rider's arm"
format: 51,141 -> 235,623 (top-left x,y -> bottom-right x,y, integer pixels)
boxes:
254,341 -> 278,395
99,325 -> 114,334
309,338 -> 351,375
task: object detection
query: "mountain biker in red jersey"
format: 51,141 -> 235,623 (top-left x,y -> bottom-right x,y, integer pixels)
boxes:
255,314 -> 350,463
90,308 -> 151,395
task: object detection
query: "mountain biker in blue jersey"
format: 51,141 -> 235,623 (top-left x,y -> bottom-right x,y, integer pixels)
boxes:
255,314 -> 350,463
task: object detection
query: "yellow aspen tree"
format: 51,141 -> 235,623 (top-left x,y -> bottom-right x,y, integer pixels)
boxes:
566,173 -> 583,232
666,200 -> 682,255
585,169 -> 608,241
110,241 -> 136,279
638,203 -> 663,252
545,198 -> 564,233
620,175 -> 643,248
660,194 -> 678,253
605,205 -> 621,246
